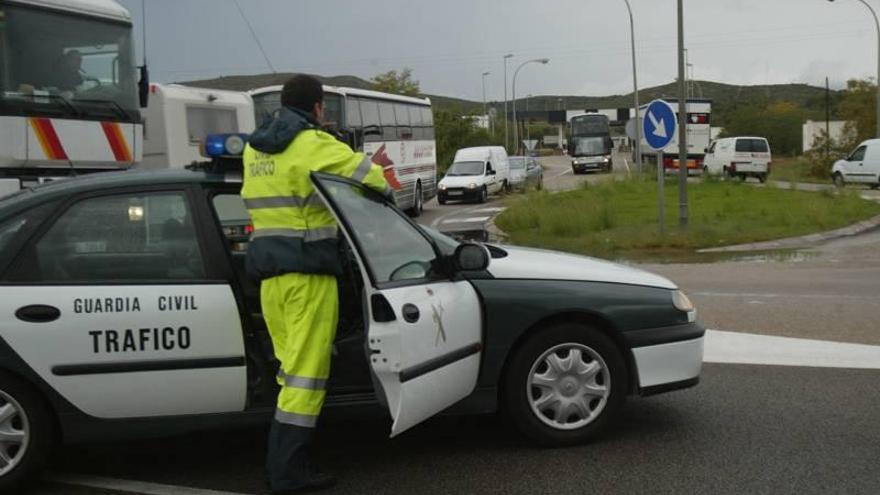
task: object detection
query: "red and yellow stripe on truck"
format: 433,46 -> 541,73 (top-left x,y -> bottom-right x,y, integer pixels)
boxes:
27,118 -> 138,166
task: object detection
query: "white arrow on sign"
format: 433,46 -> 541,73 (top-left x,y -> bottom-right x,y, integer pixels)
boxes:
647,111 -> 667,139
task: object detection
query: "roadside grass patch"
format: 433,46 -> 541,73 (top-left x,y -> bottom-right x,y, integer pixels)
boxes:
496,178 -> 880,259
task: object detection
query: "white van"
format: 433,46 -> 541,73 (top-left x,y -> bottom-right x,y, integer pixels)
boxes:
832,139 -> 880,188
438,146 -> 510,204
703,137 -> 772,182
141,84 -> 256,169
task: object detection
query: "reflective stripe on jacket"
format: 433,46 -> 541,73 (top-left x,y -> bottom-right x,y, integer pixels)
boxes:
242,108 -> 389,280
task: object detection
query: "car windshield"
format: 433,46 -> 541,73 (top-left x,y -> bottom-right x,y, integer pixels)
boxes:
0,3 -> 139,121
509,157 -> 526,170
573,137 -> 606,156
446,161 -> 485,176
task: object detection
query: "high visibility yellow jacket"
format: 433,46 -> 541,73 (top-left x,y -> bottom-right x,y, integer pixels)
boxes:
242,107 -> 390,280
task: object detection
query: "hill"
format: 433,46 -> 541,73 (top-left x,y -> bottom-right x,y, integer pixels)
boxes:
179,73 -> 840,124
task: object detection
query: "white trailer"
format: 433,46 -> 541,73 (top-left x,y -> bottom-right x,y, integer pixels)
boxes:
0,0 -> 148,192
639,99 -> 712,173
141,84 -> 256,169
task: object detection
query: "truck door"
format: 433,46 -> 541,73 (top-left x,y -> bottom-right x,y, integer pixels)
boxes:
311,173 -> 483,436
0,189 -> 247,418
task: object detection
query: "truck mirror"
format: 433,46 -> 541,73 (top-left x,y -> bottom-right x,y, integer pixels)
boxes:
138,65 -> 150,109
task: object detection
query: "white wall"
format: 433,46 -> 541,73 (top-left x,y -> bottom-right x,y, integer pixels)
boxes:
803,120 -> 848,153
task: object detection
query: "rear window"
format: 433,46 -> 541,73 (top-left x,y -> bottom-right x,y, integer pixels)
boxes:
736,139 -> 769,153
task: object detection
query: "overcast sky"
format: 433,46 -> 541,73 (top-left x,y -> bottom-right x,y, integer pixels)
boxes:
120,0 -> 879,100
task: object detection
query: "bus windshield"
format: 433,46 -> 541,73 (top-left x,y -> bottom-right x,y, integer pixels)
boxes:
573,137 -> 607,156
0,3 -> 139,122
252,90 -> 342,131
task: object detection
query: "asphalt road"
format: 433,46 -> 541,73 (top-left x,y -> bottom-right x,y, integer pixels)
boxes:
31,363 -> 880,495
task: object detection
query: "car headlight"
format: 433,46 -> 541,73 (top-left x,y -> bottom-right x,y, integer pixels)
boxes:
672,290 -> 696,322
468,183 -> 478,189
440,184 -> 447,190
603,156 -> 610,163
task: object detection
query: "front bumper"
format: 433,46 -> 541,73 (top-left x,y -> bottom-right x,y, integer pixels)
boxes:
438,187 -> 482,201
627,322 -> 705,396
572,161 -> 608,172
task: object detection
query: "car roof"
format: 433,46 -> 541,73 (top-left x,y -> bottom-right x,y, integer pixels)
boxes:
0,168 -> 239,214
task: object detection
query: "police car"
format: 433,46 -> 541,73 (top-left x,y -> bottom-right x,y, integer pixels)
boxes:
0,135 -> 704,489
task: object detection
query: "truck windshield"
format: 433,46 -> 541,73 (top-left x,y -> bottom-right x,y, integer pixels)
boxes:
0,3 -> 139,122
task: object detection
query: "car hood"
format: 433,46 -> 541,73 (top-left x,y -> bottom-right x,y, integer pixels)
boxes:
440,175 -> 486,187
510,170 -> 527,180
486,245 -> 676,289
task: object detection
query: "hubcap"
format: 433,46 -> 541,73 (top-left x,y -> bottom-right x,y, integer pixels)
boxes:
527,343 -> 610,431
0,390 -> 29,476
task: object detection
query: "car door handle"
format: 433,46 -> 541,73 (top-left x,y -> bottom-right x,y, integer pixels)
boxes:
401,303 -> 420,323
15,304 -> 61,323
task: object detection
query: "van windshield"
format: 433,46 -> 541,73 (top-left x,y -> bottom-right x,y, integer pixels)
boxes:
446,161 -> 485,176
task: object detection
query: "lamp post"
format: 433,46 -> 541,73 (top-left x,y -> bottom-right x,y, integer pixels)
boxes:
512,58 -> 549,155
622,0 -> 643,172
526,94 -> 533,144
828,0 -> 880,138
503,54 -> 513,150
482,71 -> 490,132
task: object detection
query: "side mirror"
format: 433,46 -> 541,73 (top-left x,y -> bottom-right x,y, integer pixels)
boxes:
138,65 -> 150,109
487,169 -> 496,176
454,243 -> 490,272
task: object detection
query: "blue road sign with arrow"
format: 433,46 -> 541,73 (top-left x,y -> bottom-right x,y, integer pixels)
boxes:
643,99 -> 677,151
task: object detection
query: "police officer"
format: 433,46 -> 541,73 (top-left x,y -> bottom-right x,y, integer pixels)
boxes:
242,75 -> 390,494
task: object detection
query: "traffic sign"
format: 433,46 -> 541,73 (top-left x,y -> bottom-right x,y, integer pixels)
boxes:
643,99 -> 677,151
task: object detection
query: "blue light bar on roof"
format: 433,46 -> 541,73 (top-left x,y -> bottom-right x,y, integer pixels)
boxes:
202,133 -> 249,158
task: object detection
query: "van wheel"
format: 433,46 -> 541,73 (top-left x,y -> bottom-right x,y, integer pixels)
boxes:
408,182 -> 423,217
502,322 -> 627,446
758,174 -> 767,184
0,372 -> 54,492
724,167 -> 735,180
478,187 -> 488,204
833,173 -> 845,188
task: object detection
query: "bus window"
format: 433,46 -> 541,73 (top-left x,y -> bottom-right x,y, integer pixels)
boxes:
378,101 -> 396,141
409,106 -> 424,139
421,107 -> 434,126
323,93 -> 343,132
360,99 -> 381,142
345,97 -> 362,128
395,104 -> 412,140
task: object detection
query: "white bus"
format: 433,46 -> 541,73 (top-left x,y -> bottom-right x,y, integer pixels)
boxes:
250,85 -> 437,216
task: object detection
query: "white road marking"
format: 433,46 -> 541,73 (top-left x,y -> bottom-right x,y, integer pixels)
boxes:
622,157 -> 631,176
472,207 -> 506,213
693,291 -> 877,301
554,168 -> 572,178
442,216 -> 491,224
48,474 -> 251,495
704,329 -> 880,369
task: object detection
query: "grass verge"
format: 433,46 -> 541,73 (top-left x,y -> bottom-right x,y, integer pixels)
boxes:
769,156 -> 830,184
495,178 -> 880,260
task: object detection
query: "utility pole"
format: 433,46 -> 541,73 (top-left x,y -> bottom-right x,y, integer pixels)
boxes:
677,0 -> 688,228
482,71 -> 490,132
826,76 -> 831,158
623,0 -> 643,173
503,54 -> 513,151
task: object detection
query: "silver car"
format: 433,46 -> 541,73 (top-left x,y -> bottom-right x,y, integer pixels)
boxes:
508,156 -> 544,191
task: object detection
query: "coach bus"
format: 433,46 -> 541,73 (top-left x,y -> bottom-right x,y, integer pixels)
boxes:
568,113 -> 613,174
250,85 -> 436,216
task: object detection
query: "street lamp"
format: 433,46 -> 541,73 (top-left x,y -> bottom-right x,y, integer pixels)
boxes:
503,54 -> 513,150
512,58 -> 549,155
828,0 -> 880,138
526,94 -> 533,144
482,71 -> 490,131
622,0 -> 643,172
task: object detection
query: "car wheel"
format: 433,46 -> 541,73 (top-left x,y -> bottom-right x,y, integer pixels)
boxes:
438,196 -> 447,205
758,174 -> 767,184
833,173 -> 845,188
503,322 -> 627,447
0,372 -> 54,492
536,180 -> 544,191
871,183 -> 879,190
503,180 -> 511,194
408,182 -> 423,217
478,187 -> 488,204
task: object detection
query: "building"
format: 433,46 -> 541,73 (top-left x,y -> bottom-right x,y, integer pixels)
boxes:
803,120 -> 849,153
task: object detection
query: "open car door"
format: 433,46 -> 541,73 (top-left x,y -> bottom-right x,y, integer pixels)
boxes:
311,172 -> 483,436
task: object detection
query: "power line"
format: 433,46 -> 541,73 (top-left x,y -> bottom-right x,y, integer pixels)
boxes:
232,0 -> 277,74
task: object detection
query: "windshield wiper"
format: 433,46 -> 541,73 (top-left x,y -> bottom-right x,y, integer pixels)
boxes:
73,99 -> 131,120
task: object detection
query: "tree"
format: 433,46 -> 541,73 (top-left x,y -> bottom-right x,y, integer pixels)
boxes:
434,107 -> 503,172
370,68 -> 420,96
720,101 -> 806,156
838,78 -> 876,147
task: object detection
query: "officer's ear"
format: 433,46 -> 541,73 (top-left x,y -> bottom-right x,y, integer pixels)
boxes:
314,102 -> 325,124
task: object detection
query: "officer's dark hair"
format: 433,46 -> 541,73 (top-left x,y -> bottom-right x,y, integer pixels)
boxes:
281,75 -> 324,115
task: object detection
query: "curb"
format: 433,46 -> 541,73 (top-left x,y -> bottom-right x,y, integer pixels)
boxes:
697,213 -> 880,253
485,215 -> 509,243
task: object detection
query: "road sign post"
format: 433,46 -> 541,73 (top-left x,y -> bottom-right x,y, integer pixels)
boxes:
642,99 -> 677,236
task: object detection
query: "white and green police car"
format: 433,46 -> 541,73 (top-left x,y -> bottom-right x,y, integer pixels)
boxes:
0,136 -> 704,489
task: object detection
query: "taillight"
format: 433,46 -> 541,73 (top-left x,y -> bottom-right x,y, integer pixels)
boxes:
245,224 -> 254,235
664,157 -> 675,169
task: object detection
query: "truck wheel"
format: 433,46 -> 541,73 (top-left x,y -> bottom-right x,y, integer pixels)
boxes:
503,322 -> 627,447
0,372 -> 54,492
833,173 -> 845,188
